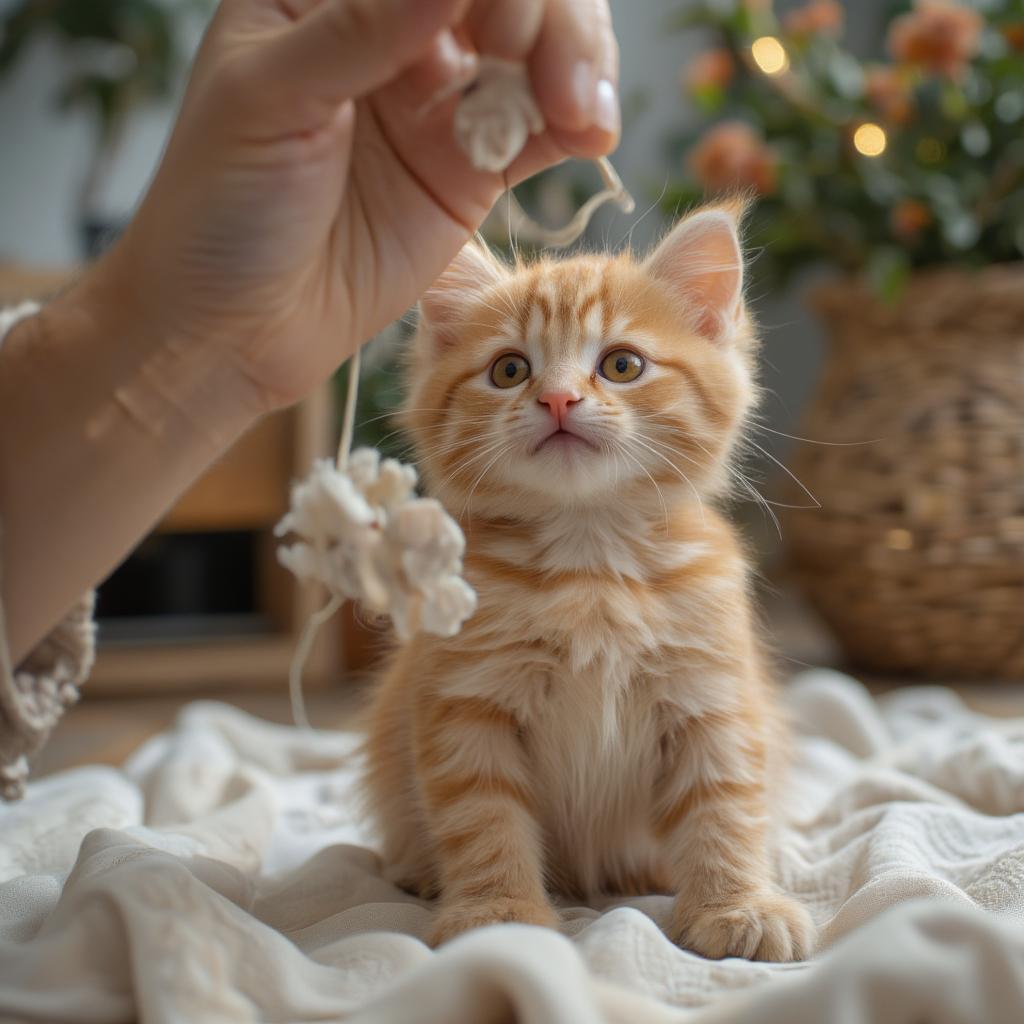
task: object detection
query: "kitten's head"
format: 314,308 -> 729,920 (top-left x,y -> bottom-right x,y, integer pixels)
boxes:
402,202 -> 759,518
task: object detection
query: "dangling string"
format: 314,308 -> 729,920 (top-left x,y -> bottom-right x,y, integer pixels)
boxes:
502,157 -> 634,249
503,168 -> 518,263
287,346 -> 362,730
288,593 -> 342,730
337,347 -> 361,470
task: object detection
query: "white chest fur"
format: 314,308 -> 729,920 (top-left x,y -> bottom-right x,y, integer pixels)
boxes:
434,509 -> 746,897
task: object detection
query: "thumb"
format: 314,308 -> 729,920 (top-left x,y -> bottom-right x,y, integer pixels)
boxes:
252,0 -> 470,122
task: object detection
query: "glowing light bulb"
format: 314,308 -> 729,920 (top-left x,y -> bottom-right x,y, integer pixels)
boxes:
853,122 -> 887,157
751,36 -> 789,76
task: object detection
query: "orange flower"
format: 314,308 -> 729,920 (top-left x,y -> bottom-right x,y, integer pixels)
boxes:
888,0 -> 982,80
890,199 -> 932,240
784,1 -> 844,37
683,49 -> 735,93
865,66 -> 915,124
689,121 -> 778,196
1004,23 -> 1024,51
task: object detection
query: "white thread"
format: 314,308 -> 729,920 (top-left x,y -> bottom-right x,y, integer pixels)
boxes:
0,302 -> 42,344
453,57 -> 635,247
338,347 -> 360,470
288,594 -> 342,730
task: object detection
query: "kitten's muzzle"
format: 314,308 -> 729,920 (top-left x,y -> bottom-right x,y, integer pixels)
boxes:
533,426 -> 599,454
537,390 -> 582,428
532,391 -> 597,454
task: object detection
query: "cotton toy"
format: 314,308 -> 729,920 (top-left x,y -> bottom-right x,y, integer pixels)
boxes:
275,376 -> 477,727
275,58 -> 635,727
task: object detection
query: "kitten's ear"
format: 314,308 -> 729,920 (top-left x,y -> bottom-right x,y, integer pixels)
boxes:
419,240 -> 508,347
644,202 -> 746,343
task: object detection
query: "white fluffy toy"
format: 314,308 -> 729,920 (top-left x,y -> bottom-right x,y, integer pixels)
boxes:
275,58 -> 634,726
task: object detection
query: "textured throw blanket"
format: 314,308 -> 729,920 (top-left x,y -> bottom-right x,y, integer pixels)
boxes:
1,670 -> 1023,1023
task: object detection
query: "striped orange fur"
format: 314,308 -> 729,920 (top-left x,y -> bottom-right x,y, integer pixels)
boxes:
360,202 -> 815,961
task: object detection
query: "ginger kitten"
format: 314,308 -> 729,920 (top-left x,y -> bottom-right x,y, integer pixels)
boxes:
362,203 -> 815,961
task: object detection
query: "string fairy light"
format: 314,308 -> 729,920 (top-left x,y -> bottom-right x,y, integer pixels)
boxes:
853,122 -> 888,157
750,36 -> 790,76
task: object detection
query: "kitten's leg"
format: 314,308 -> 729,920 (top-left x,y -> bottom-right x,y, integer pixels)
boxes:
655,707 -> 815,962
415,693 -> 557,946
377,791 -> 439,899
363,654 -> 439,898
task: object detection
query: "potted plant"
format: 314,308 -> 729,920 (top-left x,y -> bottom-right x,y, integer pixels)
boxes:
668,0 -> 1024,679
0,0 -> 210,256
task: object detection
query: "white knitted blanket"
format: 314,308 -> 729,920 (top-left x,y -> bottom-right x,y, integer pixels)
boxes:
1,670 -> 1023,1023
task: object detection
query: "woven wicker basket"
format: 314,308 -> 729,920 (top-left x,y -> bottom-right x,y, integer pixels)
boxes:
783,264 -> 1024,680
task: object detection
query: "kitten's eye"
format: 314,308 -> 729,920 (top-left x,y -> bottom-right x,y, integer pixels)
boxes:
490,354 -> 531,389
600,349 -> 644,383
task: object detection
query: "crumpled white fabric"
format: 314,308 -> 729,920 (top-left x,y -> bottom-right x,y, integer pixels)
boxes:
275,450 -> 476,641
2,670 -> 1024,1023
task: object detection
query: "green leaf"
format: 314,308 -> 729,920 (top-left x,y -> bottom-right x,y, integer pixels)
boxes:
664,8 -> 718,32
866,246 -> 912,304
942,211 -> 982,249
691,83 -> 726,113
827,51 -> 865,100
961,121 -> 992,156
940,84 -> 970,120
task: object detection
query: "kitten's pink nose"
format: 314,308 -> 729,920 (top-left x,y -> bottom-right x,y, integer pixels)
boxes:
538,390 -> 582,426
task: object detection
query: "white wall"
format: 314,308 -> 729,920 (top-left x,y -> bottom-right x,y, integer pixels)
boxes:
0,0 -> 203,264
608,0 -> 701,248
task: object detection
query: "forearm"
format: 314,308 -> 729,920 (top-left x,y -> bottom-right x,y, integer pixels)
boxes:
0,258 -> 265,665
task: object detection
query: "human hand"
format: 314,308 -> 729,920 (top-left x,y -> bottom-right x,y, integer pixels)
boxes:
87,0 -> 620,415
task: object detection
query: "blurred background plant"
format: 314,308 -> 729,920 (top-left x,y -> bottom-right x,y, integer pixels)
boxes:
0,0 -> 211,254
667,0 -> 1024,299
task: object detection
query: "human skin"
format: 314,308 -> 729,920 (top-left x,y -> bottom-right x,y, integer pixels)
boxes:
0,0 -> 620,664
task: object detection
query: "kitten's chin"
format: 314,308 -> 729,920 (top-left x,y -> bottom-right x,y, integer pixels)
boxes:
502,443 -> 623,503
532,430 -> 599,456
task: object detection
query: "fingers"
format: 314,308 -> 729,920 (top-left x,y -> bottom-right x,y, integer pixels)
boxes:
463,0 -> 545,61
545,123 -> 619,161
402,29 -> 479,102
219,0 -> 619,157
528,0 -> 619,142
250,0 -> 471,119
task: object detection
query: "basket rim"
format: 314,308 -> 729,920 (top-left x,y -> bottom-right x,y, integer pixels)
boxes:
810,261 -> 1024,323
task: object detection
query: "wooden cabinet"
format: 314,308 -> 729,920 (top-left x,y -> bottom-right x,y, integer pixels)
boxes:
90,387 -> 337,694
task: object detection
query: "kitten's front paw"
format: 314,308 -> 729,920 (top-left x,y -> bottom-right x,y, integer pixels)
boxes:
429,897 -> 560,947
670,891 -> 815,962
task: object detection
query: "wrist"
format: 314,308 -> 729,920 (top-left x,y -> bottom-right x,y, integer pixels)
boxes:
50,248 -> 269,451
0,252 -> 270,663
